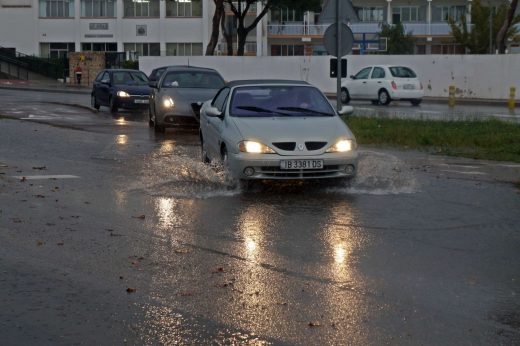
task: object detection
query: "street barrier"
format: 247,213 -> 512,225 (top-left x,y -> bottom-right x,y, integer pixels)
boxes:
509,86 -> 516,111
448,85 -> 456,108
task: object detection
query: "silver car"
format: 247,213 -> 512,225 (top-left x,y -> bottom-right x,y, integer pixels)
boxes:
199,80 -> 358,181
148,66 -> 225,133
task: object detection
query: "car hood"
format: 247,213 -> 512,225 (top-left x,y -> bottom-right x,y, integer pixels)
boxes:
163,88 -> 220,104
116,85 -> 150,96
230,116 -> 354,155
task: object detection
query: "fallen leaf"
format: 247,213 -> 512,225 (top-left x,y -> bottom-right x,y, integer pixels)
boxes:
308,321 -> 321,327
32,166 -> 46,170
20,177 -> 26,182
179,290 -> 195,296
126,287 -> 136,293
119,276 -> 124,280
34,194 -> 45,198
213,267 -> 225,273
57,242 -> 64,246
36,240 -> 45,246
174,248 -> 191,254
132,215 -> 146,220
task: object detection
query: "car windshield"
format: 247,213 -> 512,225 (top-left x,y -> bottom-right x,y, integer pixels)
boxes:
230,86 -> 335,118
389,67 -> 417,78
161,71 -> 225,89
112,71 -> 149,85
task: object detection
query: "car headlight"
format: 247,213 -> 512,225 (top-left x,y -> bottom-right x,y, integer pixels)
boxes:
238,141 -> 275,154
326,139 -> 354,153
162,96 -> 174,108
117,91 -> 130,97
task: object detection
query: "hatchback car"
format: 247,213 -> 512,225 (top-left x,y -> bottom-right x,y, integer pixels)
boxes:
91,69 -> 150,113
199,80 -> 358,181
148,66 -> 225,133
341,65 -> 423,106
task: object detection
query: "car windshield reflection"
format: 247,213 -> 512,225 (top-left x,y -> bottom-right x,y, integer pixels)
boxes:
161,71 -> 225,89
230,86 -> 335,117
112,71 -> 149,86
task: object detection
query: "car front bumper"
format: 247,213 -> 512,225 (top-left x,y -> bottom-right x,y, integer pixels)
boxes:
227,151 -> 358,180
115,96 -> 149,109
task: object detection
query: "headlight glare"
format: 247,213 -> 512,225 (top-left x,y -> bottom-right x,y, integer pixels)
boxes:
326,139 -> 354,153
238,141 -> 275,154
163,96 -> 174,108
117,91 -> 130,97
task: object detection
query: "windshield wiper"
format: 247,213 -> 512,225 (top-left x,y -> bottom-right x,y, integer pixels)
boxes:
236,106 -> 291,116
277,107 -> 334,116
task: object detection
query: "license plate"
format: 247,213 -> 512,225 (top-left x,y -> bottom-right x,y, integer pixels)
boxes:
134,99 -> 149,104
403,84 -> 415,90
280,160 -> 323,170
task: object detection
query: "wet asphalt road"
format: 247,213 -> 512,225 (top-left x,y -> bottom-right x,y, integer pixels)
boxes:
1,89 -> 520,345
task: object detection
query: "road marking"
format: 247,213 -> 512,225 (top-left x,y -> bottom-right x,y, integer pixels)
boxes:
13,175 -> 80,180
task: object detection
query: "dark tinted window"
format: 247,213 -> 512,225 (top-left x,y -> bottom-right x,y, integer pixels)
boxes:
212,87 -> 230,112
389,66 -> 417,78
112,71 -> 149,85
230,86 -> 335,118
161,71 -> 225,89
371,67 -> 385,79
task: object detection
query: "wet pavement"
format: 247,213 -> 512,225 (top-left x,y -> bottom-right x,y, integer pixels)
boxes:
1,89 -> 520,345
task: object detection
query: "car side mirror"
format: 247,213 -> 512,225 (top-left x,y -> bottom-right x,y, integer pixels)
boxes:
350,75 -> 356,80
101,79 -> 110,85
338,105 -> 354,115
206,106 -> 223,119
148,81 -> 158,89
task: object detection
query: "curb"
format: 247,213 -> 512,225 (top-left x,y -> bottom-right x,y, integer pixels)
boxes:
0,84 -> 90,95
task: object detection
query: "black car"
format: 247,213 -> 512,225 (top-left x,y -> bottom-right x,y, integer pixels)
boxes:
91,69 -> 151,113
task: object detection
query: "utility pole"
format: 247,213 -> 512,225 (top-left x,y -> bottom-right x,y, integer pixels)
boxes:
489,7 -> 493,54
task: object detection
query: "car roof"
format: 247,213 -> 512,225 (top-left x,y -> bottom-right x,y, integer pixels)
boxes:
226,80 -> 311,87
162,65 -> 221,73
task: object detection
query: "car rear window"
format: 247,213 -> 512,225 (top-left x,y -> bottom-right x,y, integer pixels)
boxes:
162,71 -> 225,89
389,67 -> 417,78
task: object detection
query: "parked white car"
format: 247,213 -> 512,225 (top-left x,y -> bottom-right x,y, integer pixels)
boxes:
199,80 -> 358,181
341,65 -> 424,106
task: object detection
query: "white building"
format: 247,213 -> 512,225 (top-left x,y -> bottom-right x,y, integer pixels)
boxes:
0,0 -> 215,58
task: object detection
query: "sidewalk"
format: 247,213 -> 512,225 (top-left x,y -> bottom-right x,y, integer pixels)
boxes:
0,79 -> 90,94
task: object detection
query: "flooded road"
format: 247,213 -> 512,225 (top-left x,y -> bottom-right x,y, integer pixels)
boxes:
1,93 -> 520,345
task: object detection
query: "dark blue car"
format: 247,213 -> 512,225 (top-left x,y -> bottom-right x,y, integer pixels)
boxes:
91,69 -> 151,113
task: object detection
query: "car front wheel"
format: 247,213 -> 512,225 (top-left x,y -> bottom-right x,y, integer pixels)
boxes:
340,88 -> 350,104
91,94 -> 100,110
410,99 -> 422,106
378,90 -> 391,105
148,106 -> 154,127
200,135 -> 210,163
109,97 -> 118,113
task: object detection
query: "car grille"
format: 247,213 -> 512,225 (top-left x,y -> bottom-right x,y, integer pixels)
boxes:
305,141 -> 327,151
191,102 -> 202,120
272,142 -> 296,151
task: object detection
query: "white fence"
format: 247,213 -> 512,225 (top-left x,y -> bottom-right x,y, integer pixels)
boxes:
140,55 -> 520,100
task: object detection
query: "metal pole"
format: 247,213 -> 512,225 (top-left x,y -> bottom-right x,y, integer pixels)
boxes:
336,0 -> 342,112
489,8 -> 493,54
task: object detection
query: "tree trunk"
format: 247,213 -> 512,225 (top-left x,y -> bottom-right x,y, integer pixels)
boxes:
205,0 -> 225,56
236,28 -> 247,56
496,0 -> 518,54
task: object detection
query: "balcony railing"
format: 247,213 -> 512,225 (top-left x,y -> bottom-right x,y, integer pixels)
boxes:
268,22 -> 461,37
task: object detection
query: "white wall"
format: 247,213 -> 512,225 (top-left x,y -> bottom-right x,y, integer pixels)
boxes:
0,6 -> 37,54
140,55 -> 520,100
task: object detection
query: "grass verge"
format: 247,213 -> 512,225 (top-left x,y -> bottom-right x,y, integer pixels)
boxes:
344,116 -> 520,163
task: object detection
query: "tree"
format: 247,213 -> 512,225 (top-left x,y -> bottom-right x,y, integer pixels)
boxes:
379,23 -> 415,54
205,0 -> 225,56
496,0 -> 519,53
205,0 -> 321,56
449,0 -> 519,54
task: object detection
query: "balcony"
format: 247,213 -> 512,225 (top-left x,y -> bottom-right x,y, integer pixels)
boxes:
268,22 -> 460,37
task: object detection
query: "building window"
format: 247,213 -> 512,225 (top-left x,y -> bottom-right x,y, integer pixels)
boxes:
356,7 -> 384,22
166,0 -> 202,17
270,7 -> 304,23
39,0 -> 74,17
271,44 -> 304,56
123,0 -> 159,17
166,42 -> 203,56
40,42 -> 74,59
124,43 -> 160,56
433,6 -> 466,22
81,42 -> 117,51
81,0 -> 116,17
392,6 -> 420,23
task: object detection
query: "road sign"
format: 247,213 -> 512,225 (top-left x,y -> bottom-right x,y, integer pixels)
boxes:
323,23 -> 354,57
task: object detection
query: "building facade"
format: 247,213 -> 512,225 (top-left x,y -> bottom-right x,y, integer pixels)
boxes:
0,0 -> 517,59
